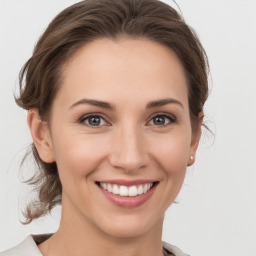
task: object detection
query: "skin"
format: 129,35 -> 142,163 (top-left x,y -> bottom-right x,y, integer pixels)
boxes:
28,38 -> 203,256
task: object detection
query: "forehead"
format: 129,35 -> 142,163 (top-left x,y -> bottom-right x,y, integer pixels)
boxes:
57,38 -> 189,110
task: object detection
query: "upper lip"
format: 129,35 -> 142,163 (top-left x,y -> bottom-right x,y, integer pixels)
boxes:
96,179 -> 158,186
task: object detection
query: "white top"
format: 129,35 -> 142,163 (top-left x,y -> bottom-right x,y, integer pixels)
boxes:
0,233 -> 189,256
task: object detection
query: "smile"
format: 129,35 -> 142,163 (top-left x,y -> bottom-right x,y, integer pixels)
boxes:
96,180 -> 159,208
99,182 -> 153,197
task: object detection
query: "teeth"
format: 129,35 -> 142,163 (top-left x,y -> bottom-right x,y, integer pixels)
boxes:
137,185 -> 144,195
119,185 -> 128,196
128,186 -> 137,197
107,183 -> 112,193
99,182 -> 153,197
112,184 -> 119,194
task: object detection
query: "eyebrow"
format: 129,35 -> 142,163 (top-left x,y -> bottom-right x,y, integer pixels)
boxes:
69,98 -> 115,110
146,98 -> 184,109
69,98 -> 184,110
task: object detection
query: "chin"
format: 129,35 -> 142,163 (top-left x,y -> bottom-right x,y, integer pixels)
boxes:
94,212 -> 163,239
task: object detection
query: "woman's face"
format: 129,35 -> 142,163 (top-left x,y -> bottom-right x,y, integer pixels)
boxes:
35,38 -> 201,238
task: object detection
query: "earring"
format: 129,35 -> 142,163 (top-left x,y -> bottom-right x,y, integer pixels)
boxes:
190,155 -> 194,160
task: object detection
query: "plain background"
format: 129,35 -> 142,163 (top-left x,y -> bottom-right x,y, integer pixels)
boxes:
0,0 -> 256,255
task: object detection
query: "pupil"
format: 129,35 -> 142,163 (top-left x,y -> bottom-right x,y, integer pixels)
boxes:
154,116 -> 165,125
89,117 -> 100,126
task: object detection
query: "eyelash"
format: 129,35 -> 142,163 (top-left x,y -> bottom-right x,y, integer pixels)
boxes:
148,113 -> 176,127
79,112 -> 177,129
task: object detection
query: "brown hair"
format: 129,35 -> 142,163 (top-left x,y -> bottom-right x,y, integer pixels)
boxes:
16,0 -> 209,224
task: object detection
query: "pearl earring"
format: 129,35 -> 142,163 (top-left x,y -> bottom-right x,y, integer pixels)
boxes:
190,155 -> 194,160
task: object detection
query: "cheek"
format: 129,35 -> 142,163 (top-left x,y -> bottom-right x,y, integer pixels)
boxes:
51,128 -> 110,180
149,131 -> 191,176
146,131 -> 191,209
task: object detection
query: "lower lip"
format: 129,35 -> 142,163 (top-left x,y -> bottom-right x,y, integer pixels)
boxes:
98,184 -> 158,208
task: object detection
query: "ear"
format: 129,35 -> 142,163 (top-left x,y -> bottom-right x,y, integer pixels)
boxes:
187,112 -> 204,166
27,109 -> 55,163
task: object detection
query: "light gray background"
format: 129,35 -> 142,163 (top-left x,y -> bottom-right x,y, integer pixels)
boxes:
0,1 -> 256,255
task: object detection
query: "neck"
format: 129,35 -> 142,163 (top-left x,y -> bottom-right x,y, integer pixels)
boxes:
47,194 -> 165,256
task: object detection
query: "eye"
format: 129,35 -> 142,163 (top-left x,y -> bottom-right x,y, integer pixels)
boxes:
148,114 -> 176,127
80,115 -> 108,127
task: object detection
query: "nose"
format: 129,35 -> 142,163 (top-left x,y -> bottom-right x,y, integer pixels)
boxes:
108,124 -> 149,173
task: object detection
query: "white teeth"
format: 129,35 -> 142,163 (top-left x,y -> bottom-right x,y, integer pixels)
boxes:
112,184 -> 119,194
99,182 -> 154,197
128,185 -> 137,196
107,183 -> 112,192
119,185 -> 129,196
137,185 -> 144,195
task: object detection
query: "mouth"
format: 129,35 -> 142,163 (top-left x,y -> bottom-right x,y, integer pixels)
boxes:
96,181 -> 158,196
95,180 -> 159,208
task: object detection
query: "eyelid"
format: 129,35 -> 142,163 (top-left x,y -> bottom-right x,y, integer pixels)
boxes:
147,112 -> 177,126
78,111 -> 177,128
79,112 -> 110,128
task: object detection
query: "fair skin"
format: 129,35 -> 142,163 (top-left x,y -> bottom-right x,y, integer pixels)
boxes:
28,38 -> 202,256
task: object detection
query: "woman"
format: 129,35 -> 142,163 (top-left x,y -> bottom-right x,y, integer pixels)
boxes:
0,0 -> 209,255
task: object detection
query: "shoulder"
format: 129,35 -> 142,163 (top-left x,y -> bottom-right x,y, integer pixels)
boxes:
0,234 -> 52,256
162,241 -> 190,256
1,235 -> 189,256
